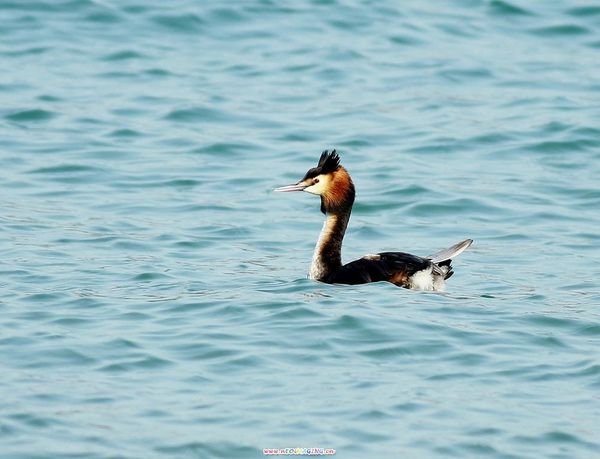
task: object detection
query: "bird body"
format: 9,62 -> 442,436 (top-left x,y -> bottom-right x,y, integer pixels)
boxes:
275,150 -> 472,291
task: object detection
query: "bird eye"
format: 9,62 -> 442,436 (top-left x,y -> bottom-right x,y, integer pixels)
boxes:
314,178 -> 320,184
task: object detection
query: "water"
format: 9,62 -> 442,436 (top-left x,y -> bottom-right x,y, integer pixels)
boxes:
1,1 -> 600,457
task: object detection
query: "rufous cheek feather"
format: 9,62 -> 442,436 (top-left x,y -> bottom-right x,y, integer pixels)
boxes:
321,168 -> 355,214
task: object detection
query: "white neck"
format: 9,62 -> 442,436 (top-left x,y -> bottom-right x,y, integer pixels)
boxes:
309,212 -> 349,280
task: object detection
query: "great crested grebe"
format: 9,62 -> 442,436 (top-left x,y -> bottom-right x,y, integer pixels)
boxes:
274,150 -> 472,291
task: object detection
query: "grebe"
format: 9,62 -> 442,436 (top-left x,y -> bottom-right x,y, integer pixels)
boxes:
274,150 -> 472,291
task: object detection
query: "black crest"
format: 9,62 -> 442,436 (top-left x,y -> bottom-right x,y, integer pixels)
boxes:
317,149 -> 340,174
302,149 -> 341,180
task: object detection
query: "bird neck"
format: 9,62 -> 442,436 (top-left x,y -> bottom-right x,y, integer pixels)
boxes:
309,168 -> 355,281
309,208 -> 351,281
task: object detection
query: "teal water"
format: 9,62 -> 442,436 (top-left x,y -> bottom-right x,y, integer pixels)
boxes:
2,1 -> 600,458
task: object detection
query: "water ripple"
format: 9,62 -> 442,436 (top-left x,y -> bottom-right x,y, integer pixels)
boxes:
2,1 -> 600,458
489,0 -> 534,17
151,13 -> 204,33
6,108 -> 56,122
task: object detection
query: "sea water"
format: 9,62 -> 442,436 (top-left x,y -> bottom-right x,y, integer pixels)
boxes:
1,1 -> 600,457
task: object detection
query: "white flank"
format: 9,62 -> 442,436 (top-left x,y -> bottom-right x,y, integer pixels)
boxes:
409,267 -> 446,292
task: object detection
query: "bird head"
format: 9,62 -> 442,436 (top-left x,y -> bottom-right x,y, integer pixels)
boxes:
275,149 -> 355,214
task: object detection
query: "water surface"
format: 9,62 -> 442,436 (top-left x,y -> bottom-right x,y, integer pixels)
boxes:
1,1 -> 600,458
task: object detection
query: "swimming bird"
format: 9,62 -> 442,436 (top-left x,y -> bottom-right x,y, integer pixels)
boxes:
274,150 -> 472,291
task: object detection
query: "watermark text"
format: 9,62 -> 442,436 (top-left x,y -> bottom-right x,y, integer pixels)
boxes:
263,447 -> 336,456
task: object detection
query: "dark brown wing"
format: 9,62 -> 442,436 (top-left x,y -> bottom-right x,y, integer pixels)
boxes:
323,252 -> 431,286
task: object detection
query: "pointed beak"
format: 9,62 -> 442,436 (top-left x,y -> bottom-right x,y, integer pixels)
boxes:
273,183 -> 307,192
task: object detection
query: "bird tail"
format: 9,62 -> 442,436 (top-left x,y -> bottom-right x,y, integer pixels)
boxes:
427,239 -> 473,264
